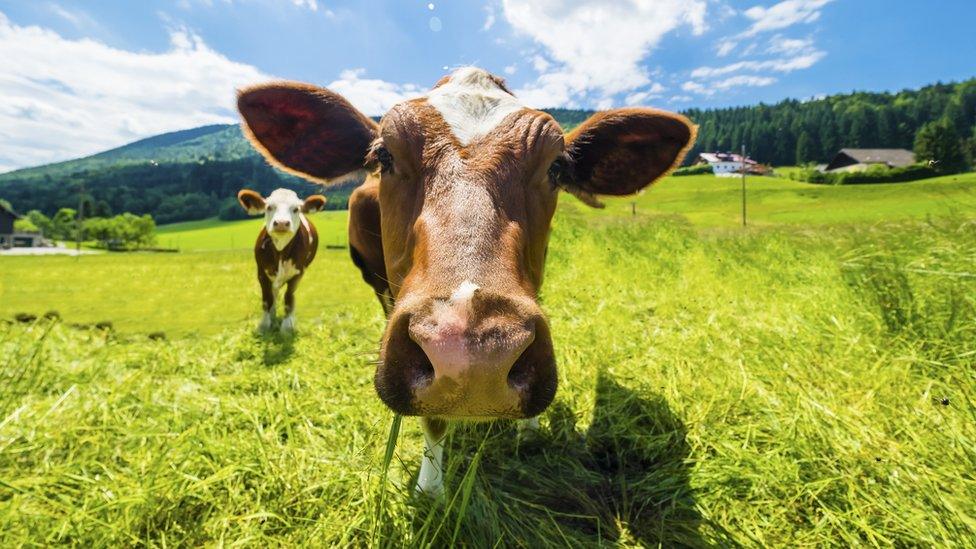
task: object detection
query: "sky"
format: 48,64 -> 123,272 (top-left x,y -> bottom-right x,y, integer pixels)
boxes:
1,0 -> 974,173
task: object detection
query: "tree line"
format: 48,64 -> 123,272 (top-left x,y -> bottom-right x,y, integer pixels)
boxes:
684,79 -> 976,168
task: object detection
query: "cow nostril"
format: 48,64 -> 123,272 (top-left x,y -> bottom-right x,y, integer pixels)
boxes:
507,350 -> 533,390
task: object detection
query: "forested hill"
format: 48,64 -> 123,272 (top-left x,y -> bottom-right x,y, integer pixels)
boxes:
685,78 -> 976,167
2,78 -> 974,222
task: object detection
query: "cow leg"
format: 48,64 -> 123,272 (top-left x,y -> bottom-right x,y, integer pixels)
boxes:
258,272 -> 275,332
416,417 -> 448,497
348,180 -> 390,316
280,275 -> 302,333
518,417 -> 540,432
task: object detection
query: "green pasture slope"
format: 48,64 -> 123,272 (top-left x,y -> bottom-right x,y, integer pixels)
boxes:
1,174 -> 975,546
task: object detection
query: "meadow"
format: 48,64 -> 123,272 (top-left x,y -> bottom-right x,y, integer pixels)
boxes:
1,174 -> 975,546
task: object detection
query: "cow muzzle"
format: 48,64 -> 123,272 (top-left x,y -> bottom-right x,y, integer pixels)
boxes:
375,286 -> 557,419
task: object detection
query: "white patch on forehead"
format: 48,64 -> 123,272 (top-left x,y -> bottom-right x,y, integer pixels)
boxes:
426,67 -> 524,145
267,188 -> 301,204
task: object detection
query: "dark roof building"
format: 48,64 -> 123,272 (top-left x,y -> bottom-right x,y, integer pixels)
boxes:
1,202 -> 20,248
825,148 -> 916,172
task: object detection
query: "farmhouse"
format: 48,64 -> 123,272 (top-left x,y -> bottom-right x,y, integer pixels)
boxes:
695,152 -> 766,177
825,148 -> 916,173
0,202 -> 44,249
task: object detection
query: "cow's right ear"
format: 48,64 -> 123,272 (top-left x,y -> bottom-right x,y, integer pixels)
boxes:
237,82 -> 379,184
238,189 -> 266,215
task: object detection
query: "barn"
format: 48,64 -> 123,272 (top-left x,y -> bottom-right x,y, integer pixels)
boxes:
0,202 -> 44,249
825,149 -> 916,173
0,202 -> 18,248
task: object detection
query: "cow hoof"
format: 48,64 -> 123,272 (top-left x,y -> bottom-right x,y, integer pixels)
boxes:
257,314 -> 275,333
415,478 -> 444,499
280,316 -> 296,334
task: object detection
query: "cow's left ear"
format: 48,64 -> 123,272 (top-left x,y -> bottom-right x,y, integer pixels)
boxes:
302,194 -> 327,214
555,108 -> 696,208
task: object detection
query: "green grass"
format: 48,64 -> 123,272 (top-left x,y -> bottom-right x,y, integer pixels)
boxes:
157,210 -> 350,252
1,174 -> 975,545
596,172 -> 976,227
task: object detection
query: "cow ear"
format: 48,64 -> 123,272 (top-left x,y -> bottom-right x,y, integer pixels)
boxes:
302,194 -> 327,214
238,189 -> 266,215
556,108 -> 696,207
238,82 -> 379,184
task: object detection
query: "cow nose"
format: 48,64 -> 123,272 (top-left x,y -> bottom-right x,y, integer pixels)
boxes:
272,219 -> 291,231
407,288 -> 535,385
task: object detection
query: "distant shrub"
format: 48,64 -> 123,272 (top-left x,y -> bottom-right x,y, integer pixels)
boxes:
43,310 -> 61,320
94,321 -> 113,331
85,213 -> 156,250
672,164 -> 714,177
148,331 -> 167,341
14,313 -> 37,323
218,197 -> 252,221
790,163 -> 938,185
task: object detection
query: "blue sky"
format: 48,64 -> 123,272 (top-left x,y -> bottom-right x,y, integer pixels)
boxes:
1,0 -> 974,172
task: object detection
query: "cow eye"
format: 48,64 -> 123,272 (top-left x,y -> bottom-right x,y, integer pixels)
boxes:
376,145 -> 395,174
292,207 -> 299,213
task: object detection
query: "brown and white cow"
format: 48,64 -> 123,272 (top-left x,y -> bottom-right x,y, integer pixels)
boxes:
238,188 -> 326,333
237,67 -> 695,495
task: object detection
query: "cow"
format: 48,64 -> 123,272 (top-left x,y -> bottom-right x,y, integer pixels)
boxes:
236,67 -> 696,496
238,188 -> 326,333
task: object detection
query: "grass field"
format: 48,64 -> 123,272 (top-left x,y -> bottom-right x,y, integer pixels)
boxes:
1,174 -> 975,545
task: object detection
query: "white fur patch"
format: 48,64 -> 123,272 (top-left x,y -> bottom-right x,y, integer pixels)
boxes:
426,67 -> 524,145
273,259 -> 300,291
450,280 -> 479,303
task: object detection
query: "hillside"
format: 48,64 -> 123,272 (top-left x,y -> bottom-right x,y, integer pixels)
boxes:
2,76 -> 974,222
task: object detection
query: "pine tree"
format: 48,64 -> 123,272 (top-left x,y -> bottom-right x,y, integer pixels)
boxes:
795,132 -> 818,164
914,118 -> 967,173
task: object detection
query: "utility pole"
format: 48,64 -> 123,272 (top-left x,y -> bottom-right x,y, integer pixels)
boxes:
740,144 -> 747,227
76,182 -> 85,252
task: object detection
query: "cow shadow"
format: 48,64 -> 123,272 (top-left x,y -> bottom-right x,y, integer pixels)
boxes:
251,331 -> 296,366
402,372 -> 726,548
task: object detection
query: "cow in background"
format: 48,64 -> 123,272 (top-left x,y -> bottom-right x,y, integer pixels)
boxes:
238,188 -> 326,333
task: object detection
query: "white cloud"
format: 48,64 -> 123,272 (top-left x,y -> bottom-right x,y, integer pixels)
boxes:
682,75 -> 776,97
325,69 -> 422,116
624,83 -> 666,106
503,64 -> 517,75
716,39 -> 737,57
0,13 -> 418,172
767,35 -> 814,54
179,0 -> 322,10
481,5 -> 496,31
0,13 -> 271,171
691,50 -> 825,78
742,0 -> 833,37
501,0 -> 707,107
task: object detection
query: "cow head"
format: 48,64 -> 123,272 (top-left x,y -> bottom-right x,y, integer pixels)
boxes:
238,68 -> 696,419
238,188 -> 326,250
